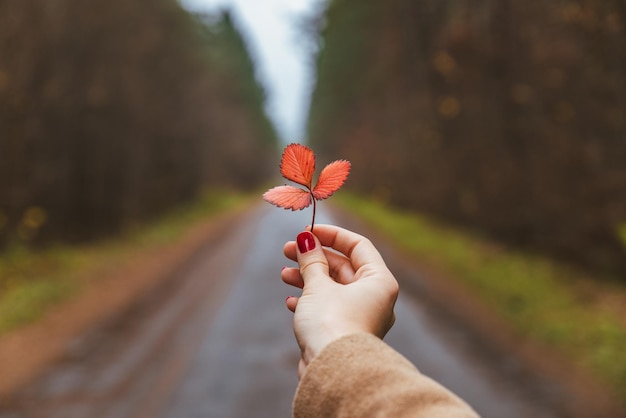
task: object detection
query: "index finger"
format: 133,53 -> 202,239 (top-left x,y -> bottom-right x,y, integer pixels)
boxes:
309,224 -> 387,272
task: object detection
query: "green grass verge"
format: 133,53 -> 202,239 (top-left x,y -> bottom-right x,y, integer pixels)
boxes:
619,222 -> 626,246
335,193 -> 626,401
0,190 -> 249,336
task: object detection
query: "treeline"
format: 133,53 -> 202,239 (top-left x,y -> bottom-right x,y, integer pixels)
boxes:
308,0 -> 626,275
0,0 -> 278,245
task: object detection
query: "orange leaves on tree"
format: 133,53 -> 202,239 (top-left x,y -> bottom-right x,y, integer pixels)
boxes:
263,143 -> 351,230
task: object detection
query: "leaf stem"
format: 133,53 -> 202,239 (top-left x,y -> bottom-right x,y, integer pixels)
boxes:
311,196 -> 317,233
306,187 -> 317,233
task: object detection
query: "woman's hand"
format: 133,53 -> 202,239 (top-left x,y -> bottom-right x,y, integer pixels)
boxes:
281,224 -> 399,378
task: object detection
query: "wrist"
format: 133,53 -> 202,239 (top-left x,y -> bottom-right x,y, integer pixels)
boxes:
300,325 -> 365,367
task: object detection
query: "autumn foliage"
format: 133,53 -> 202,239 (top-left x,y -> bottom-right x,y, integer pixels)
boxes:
263,143 -> 350,228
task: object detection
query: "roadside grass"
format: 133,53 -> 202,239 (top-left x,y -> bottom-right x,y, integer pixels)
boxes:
0,190 -> 249,336
335,193 -> 626,401
619,222 -> 626,246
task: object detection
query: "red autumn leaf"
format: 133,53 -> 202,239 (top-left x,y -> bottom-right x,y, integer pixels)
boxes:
280,143 -> 315,188
312,160 -> 351,200
263,143 -> 350,230
262,185 -> 312,211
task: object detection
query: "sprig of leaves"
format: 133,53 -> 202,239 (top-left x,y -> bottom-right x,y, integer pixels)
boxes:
263,143 -> 351,231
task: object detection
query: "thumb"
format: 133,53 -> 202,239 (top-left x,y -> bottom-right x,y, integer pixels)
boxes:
296,231 -> 330,285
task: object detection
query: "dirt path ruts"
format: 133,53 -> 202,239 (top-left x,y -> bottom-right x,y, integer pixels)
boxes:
0,204 -> 254,404
1,202 -> 624,417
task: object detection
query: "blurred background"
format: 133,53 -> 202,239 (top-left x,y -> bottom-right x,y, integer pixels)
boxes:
307,0 -> 626,276
0,0 -> 625,416
0,0 -> 279,245
3,0 -> 624,271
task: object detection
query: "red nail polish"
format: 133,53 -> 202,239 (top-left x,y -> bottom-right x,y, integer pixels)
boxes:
297,231 -> 315,253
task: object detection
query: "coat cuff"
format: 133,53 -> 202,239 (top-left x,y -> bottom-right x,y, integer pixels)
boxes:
293,333 -> 479,418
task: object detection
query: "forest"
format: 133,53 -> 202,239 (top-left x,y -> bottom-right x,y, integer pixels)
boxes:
307,0 -> 626,276
0,1 -> 624,413
0,0 -> 278,246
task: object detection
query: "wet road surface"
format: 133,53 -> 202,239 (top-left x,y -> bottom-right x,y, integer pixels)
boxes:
1,205 -> 566,417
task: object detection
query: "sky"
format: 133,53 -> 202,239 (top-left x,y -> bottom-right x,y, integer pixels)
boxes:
181,0 -> 324,142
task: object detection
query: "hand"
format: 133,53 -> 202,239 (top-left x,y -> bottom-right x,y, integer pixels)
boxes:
282,224 -> 399,378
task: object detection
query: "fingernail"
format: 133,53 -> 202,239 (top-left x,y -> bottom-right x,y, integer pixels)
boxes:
297,231 -> 315,253
286,296 -> 292,302
281,266 -> 287,271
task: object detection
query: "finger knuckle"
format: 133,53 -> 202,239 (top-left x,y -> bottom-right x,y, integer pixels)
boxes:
300,258 -> 328,275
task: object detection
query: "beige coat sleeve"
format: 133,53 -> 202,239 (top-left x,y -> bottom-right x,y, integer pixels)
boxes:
293,333 -> 480,418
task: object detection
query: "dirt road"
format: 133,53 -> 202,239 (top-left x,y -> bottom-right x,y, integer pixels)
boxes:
0,205 -> 596,417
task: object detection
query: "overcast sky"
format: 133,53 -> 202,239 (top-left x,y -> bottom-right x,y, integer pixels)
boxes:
182,0 -> 323,142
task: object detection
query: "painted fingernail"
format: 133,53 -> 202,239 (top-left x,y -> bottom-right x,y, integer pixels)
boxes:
297,231 -> 315,253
